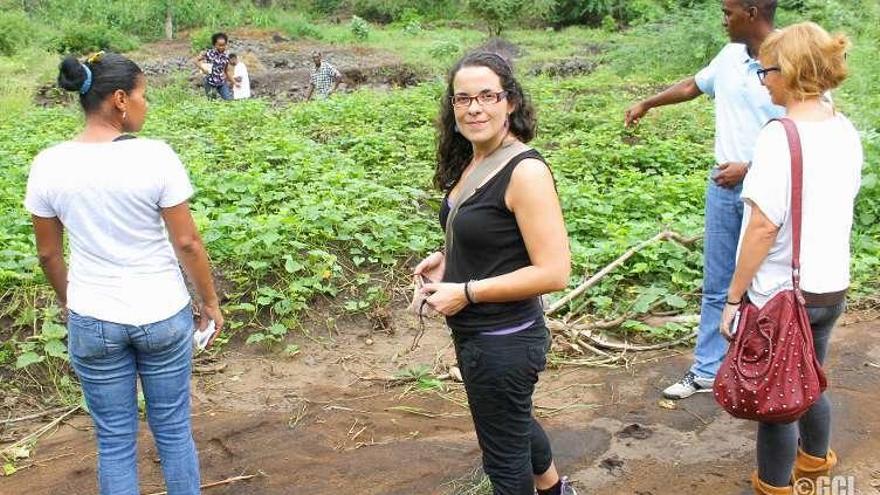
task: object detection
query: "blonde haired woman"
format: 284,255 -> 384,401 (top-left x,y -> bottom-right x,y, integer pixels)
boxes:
719,22 -> 862,495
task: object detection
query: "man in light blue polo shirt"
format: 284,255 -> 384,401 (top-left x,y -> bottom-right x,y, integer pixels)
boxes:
624,0 -> 784,399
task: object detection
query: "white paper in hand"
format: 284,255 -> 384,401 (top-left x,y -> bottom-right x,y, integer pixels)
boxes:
193,320 -> 215,351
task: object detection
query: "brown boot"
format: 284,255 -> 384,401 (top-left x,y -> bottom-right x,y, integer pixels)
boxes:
793,448 -> 837,492
751,471 -> 793,494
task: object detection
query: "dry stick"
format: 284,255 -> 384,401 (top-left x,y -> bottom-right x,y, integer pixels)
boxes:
546,229 -> 702,316
0,406 -> 72,426
144,474 -> 256,495
1,405 -> 80,456
8,452 -> 75,472
681,405 -> 710,426
576,327 -> 696,352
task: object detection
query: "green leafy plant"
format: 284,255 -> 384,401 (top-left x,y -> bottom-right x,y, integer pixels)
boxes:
396,364 -> 444,391
0,12 -> 37,56
15,319 -> 68,369
350,15 -> 371,40
466,0 -> 528,36
51,22 -> 139,54
429,39 -> 460,59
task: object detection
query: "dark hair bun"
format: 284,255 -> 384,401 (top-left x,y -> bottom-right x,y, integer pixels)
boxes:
58,56 -> 87,92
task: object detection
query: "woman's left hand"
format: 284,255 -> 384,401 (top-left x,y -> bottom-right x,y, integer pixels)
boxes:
422,282 -> 468,316
719,302 -> 740,341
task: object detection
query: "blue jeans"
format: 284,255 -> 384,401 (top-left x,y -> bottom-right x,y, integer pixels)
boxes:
68,304 -> 200,495
203,80 -> 232,100
690,177 -> 744,379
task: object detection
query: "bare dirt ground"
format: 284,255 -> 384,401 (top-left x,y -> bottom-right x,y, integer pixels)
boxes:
2,308 -> 878,495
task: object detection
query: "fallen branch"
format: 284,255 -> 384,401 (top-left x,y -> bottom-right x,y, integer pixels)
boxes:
144,474 -> 256,495
0,406 -> 72,426
578,327 -> 696,352
681,405 -> 710,426
548,319 -> 696,353
1,406 -> 80,457
385,405 -> 466,419
546,229 -> 701,316
193,363 -> 228,375
357,372 -> 453,385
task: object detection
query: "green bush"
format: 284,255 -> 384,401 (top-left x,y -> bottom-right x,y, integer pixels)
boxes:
350,15 -> 371,40
52,23 -> 140,55
351,0 -> 400,24
403,18 -> 423,35
279,15 -> 324,40
467,0 -> 529,36
546,0 -> 705,28
190,27 -> 214,52
0,12 -> 37,56
350,0 -> 465,24
608,6 -> 724,78
312,0 -> 345,14
428,39 -> 461,60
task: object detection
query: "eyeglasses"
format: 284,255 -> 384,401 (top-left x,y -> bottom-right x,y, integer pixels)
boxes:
450,90 -> 508,108
757,66 -> 780,84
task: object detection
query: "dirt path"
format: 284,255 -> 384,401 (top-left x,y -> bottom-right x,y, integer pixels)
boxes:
2,313 -> 878,495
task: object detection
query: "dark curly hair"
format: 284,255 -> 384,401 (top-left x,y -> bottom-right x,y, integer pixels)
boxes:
434,51 -> 537,191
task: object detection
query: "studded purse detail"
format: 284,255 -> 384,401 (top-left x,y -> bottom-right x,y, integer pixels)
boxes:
713,118 -> 827,424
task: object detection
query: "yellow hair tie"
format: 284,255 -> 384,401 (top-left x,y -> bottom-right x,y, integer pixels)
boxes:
86,51 -> 106,64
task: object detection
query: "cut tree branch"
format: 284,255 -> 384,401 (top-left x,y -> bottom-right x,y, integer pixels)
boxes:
546,229 -> 702,316
144,474 -> 256,495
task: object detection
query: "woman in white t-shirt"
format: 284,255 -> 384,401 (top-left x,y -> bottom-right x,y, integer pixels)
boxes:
719,23 -> 862,495
25,52 -> 224,495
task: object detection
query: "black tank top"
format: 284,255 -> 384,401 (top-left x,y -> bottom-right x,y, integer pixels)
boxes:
440,149 -> 546,334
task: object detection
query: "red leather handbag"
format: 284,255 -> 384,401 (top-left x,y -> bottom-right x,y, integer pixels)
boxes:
713,118 -> 827,424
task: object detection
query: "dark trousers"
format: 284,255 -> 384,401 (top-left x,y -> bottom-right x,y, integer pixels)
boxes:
203,80 -> 232,100
757,300 -> 846,487
453,323 -> 554,495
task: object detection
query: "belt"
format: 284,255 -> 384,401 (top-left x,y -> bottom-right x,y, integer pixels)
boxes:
802,289 -> 847,307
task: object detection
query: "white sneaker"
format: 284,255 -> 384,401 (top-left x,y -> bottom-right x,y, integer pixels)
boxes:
534,476 -> 578,495
662,371 -> 714,399
560,476 -> 578,495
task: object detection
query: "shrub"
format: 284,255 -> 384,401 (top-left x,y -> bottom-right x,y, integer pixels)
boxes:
0,12 -> 37,56
350,15 -> 371,40
351,0 -> 399,24
312,0 -> 345,15
547,0 -> 700,28
51,23 -> 139,54
189,27 -> 213,52
428,39 -> 460,60
279,15 -> 324,40
467,0 -> 529,36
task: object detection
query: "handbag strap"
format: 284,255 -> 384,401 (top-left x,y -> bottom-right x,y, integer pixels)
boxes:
769,117 -> 804,291
444,140 -> 531,251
